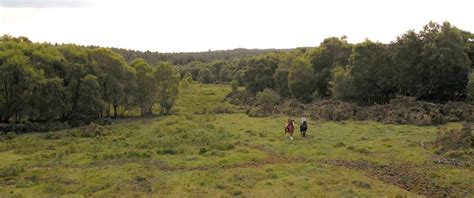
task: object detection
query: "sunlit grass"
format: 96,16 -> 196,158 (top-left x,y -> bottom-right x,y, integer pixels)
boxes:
0,83 -> 471,197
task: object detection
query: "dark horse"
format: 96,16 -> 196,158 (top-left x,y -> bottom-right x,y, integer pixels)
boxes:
300,120 -> 308,137
284,119 -> 295,140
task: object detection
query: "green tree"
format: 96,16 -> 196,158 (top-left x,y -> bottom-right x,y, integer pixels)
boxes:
218,64 -> 233,83
308,37 -> 352,96
74,74 -> 105,121
417,22 -> 471,101
57,44 -> 90,119
209,61 -> 232,83
349,40 -> 396,104
198,68 -> 214,84
392,30 -> 423,96
183,61 -> 205,80
243,54 -> 279,94
272,52 -> 297,98
131,59 -> 154,116
121,66 -> 137,116
467,73 -> 474,101
329,66 -> 354,101
232,70 -> 245,86
273,67 -> 290,98
288,57 -> 316,102
0,49 -> 38,122
180,72 -> 193,90
461,31 -> 474,70
154,62 -> 180,115
30,44 -> 65,78
91,48 -> 128,117
393,22 -> 471,101
29,77 -> 67,121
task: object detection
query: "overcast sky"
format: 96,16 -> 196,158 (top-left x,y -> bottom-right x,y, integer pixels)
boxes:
1,0 -> 473,52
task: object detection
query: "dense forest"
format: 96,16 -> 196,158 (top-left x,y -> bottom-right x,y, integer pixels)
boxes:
0,21 -> 473,128
227,22 -> 474,105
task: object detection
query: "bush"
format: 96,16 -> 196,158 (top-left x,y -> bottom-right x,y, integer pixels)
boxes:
256,89 -> 281,107
0,165 -> 24,178
0,121 -> 70,133
225,90 -> 255,106
44,132 -> 62,140
231,80 -> 238,93
435,123 -> 473,153
5,131 -> 16,140
247,107 -> 269,117
198,68 -> 215,84
95,118 -> 112,126
73,123 -> 108,138
307,96 -> 455,125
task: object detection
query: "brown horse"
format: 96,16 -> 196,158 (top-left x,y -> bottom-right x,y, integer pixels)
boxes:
284,119 -> 295,140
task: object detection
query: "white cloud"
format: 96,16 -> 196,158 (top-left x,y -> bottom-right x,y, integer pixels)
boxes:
0,0 -> 91,8
1,0 -> 473,52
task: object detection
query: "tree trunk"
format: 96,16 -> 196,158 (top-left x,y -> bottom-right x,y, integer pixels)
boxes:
113,105 -> 118,118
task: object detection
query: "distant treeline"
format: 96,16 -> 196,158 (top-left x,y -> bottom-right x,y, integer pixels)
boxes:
227,21 -> 474,105
0,35 -> 181,124
111,47 -> 290,65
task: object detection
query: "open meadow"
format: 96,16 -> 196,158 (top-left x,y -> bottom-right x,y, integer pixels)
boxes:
0,83 -> 472,197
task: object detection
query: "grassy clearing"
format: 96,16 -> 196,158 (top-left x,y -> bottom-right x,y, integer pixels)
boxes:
0,83 -> 472,197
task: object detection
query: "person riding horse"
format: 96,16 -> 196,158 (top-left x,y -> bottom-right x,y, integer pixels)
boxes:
284,118 -> 295,140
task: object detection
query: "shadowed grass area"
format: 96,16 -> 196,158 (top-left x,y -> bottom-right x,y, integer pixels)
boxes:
0,83 -> 472,197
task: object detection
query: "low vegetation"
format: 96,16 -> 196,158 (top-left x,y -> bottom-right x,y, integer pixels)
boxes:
0,84 -> 472,197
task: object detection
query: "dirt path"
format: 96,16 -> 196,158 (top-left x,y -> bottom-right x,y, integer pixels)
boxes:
326,159 -> 472,197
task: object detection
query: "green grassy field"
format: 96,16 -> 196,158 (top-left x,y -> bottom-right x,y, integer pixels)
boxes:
0,83 -> 472,197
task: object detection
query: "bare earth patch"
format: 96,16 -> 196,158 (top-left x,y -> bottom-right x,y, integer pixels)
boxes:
326,159 -> 473,197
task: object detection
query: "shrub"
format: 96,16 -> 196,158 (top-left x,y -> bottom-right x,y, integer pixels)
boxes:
0,122 -> 70,133
0,165 -> 24,178
198,68 -> 214,84
231,80 -> 238,93
5,131 -> 16,140
225,90 -> 254,106
256,89 -> 281,107
247,107 -> 269,117
95,118 -> 112,126
199,147 -> 208,154
74,123 -> 108,138
44,132 -> 61,140
435,123 -> 473,153
306,96 -> 456,125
